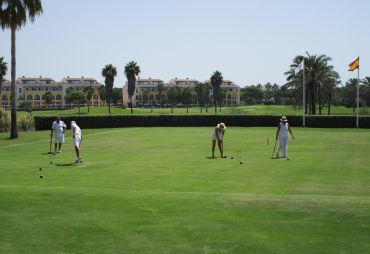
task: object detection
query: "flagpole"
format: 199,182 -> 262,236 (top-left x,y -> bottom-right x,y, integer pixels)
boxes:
356,58 -> 360,128
302,60 -> 305,127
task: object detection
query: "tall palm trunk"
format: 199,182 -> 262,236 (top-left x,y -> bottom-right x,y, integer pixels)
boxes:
328,94 -> 332,115
311,83 -> 316,115
318,86 -> 322,115
87,100 -> 90,113
130,97 -> 133,114
10,26 -> 18,139
214,98 -> 217,114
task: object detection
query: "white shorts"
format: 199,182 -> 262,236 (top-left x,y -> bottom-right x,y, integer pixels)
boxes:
74,136 -> 81,148
55,135 -> 64,144
212,132 -> 223,141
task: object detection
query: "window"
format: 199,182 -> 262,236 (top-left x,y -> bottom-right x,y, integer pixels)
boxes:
2,95 -> 7,100
27,95 -> 33,100
34,95 -> 40,100
19,88 -> 22,93
56,95 -> 62,100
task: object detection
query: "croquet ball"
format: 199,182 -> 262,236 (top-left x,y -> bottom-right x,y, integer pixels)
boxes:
40,175 -> 44,179
39,168 -> 42,171
231,157 -> 234,159
240,162 -> 243,165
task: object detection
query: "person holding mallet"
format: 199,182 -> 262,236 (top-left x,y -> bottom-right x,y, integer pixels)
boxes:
212,122 -> 226,158
71,121 -> 82,163
275,116 -> 294,159
51,117 -> 66,154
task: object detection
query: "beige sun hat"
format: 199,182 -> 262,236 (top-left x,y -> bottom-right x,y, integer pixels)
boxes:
217,122 -> 226,129
280,116 -> 288,122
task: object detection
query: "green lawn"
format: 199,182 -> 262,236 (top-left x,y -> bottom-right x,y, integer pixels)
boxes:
27,104 -> 364,117
1,127 -> 370,253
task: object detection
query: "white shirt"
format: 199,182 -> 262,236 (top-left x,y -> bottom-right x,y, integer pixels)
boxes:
52,121 -> 66,136
278,122 -> 289,137
71,123 -> 82,137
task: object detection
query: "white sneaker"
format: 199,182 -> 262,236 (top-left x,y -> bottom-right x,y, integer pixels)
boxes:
75,158 -> 80,163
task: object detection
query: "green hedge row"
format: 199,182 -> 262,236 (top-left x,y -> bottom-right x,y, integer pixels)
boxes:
34,115 -> 370,130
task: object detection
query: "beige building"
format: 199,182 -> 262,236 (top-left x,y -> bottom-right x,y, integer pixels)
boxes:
122,78 -> 166,107
0,76 -> 103,108
122,77 -> 240,107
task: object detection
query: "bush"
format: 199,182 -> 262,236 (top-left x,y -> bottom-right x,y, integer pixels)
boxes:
34,115 -> 370,131
0,109 -> 34,132
0,108 -> 10,132
17,113 -> 34,131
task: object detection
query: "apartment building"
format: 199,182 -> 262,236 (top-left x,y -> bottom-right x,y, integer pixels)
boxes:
122,78 -> 166,107
0,76 -> 103,108
122,77 -> 240,107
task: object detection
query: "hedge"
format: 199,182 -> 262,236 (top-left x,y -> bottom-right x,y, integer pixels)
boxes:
34,115 -> 370,130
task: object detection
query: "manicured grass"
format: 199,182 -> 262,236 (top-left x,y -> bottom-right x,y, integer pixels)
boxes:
26,104 -> 363,117
1,127 -> 370,253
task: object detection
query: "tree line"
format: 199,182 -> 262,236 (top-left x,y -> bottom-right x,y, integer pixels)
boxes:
241,52 -> 370,115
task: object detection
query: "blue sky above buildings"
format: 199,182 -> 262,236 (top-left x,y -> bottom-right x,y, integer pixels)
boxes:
0,0 -> 369,87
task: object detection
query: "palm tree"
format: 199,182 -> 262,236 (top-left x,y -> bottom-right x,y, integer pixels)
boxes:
157,81 -> 165,107
272,83 -> 279,104
124,61 -> 141,114
285,52 -> 339,115
83,85 -> 96,113
217,88 -> 226,112
194,82 -> 204,112
101,64 -> 117,114
182,87 -> 192,113
210,71 -> 223,114
166,86 -> 178,113
203,81 -> 211,112
97,85 -> 105,106
361,77 -> 370,107
344,79 -> 358,113
43,91 -> 54,110
0,57 -> 7,96
264,82 -> 272,103
0,0 -> 43,138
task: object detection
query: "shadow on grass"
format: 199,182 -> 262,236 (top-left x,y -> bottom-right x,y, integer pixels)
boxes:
55,163 -> 76,167
205,156 -> 216,159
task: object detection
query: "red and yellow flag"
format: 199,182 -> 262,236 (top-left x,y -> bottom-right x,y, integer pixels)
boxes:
348,57 -> 359,71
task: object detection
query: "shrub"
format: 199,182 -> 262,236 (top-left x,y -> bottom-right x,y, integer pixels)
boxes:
0,108 -> 10,132
34,115 -> 370,131
18,113 -> 34,131
0,109 -> 34,132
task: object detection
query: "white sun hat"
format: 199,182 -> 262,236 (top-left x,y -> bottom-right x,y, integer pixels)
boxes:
280,116 -> 288,122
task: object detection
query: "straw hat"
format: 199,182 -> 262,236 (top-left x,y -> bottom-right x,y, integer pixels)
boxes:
280,116 -> 288,122
217,122 -> 226,129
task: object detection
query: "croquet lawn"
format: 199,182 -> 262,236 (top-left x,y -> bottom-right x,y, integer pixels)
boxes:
0,127 -> 370,254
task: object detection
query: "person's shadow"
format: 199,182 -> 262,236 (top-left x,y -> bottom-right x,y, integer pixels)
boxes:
55,163 -> 76,167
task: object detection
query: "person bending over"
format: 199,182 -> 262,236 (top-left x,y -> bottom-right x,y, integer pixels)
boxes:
212,123 -> 226,158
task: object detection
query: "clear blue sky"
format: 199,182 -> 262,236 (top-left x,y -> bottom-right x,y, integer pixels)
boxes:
0,0 -> 369,87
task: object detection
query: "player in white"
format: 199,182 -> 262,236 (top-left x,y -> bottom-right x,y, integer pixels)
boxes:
71,121 -> 82,163
211,122 -> 226,158
275,116 -> 294,159
51,117 -> 66,154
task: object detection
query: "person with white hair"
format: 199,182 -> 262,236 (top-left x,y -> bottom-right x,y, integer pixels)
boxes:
71,121 -> 82,163
51,117 -> 66,154
275,116 -> 294,159
212,122 -> 226,158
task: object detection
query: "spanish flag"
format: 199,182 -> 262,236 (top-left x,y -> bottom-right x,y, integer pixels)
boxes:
348,57 -> 359,71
